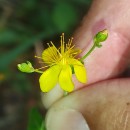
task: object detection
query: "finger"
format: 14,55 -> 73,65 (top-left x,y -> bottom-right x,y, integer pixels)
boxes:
42,0 -> 130,108
46,78 -> 130,130
73,0 -> 130,88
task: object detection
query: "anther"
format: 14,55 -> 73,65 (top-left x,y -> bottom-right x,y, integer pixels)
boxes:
34,55 -> 42,59
47,43 -> 50,46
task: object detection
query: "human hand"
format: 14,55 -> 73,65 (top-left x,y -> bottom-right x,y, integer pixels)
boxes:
43,0 -> 130,130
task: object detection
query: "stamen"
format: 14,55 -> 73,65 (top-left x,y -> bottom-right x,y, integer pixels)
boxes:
60,33 -> 65,54
70,37 -> 73,45
67,39 -> 71,49
35,63 -> 56,70
68,38 -> 70,44
35,55 -> 42,59
62,33 -> 65,53
66,43 -> 68,51
60,35 -> 63,54
35,65 -> 49,70
47,43 -> 51,47
50,41 -> 61,57
67,37 -> 73,49
42,42 -> 61,64
69,44 -> 75,50
38,61 -> 44,64
48,42 -> 58,60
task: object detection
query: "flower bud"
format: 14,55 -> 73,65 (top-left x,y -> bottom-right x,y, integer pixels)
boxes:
17,61 -> 34,73
94,29 -> 108,47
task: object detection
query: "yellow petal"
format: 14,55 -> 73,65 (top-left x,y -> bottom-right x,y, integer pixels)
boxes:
59,65 -> 74,92
42,46 -> 60,64
73,59 -> 87,83
39,65 -> 61,92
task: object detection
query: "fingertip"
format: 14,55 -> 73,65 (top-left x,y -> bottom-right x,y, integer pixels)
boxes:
41,84 -> 64,109
46,108 -> 90,130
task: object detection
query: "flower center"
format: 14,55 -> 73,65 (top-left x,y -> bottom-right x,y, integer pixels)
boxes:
60,57 -> 67,65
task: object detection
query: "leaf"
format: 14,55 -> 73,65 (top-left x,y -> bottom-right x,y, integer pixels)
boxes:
0,29 -> 18,44
23,0 -> 37,11
11,73 -> 32,93
0,30 -> 56,71
52,2 -> 77,31
27,107 -> 46,130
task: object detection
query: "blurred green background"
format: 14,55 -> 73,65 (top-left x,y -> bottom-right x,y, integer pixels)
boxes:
0,0 -> 91,130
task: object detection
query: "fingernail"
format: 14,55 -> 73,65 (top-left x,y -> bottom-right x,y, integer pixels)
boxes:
46,108 -> 90,130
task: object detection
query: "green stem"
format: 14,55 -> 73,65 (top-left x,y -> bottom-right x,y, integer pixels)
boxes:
80,44 -> 96,61
64,91 -> 69,96
34,69 -> 43,74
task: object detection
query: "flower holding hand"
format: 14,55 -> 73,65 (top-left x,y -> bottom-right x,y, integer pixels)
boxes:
17,29 -> 108,93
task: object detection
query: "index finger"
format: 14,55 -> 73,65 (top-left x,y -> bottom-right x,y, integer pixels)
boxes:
42,0 -> 130,109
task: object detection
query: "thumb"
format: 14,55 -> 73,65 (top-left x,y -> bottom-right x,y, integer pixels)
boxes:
45,78 -> 130,130
46,108 -> 90,130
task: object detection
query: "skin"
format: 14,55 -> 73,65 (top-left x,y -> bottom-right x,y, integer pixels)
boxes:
42,0 -> 130,129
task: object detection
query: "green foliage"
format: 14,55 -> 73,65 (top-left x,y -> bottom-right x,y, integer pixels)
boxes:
27,107 -> 46,130
11,73 -> 32,93
52,2 -> 77,31
0,31 -> 54,71
0,1 -> 92,129
0,0 -> 91,71
0,29 -> 18,44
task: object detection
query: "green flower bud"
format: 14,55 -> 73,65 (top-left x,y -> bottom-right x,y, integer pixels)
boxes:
17,61 -> 34,73
94,29 -> 108,47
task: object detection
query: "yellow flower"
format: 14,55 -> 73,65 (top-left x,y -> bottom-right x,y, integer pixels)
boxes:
18,29 -> 108,93
39,33 -> 87,92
